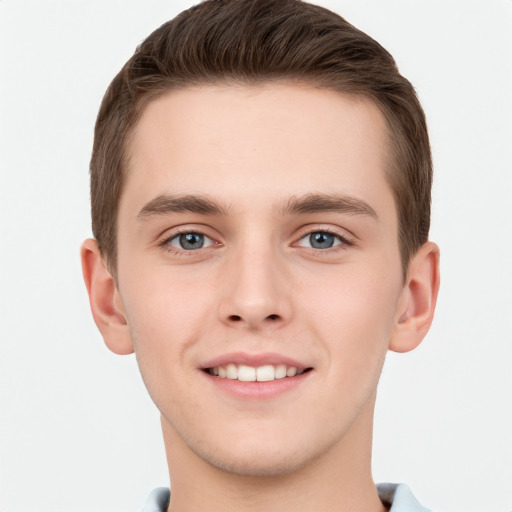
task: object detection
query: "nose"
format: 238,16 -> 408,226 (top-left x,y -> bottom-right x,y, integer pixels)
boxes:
217,242 -> 293,331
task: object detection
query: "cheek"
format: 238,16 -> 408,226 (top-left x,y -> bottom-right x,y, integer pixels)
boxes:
118,268 -> 215,385
120,260 -> 213,335
302,264 -> 402,366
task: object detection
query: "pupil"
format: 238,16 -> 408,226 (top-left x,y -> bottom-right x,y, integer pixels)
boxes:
310,232 -> 334,249
180,233 -> 204,250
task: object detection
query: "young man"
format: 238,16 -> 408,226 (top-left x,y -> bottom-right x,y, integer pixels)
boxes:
81,1 -> 440,510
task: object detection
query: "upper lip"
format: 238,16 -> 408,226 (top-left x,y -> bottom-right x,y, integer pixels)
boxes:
200,352 -> 311,370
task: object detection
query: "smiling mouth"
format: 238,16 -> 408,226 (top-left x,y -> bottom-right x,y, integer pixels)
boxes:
204,364 -> 313,382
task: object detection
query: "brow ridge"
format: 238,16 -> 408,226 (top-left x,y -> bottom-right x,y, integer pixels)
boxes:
137,194 -> 229,219
137,192 -> 377,221
281,193 -> 378,218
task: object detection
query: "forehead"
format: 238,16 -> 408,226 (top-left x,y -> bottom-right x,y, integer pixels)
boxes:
122,83 -> 395,221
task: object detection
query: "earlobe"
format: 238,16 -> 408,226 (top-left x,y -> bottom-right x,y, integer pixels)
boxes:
80,239 -> 134,355
389,241 -> 440,353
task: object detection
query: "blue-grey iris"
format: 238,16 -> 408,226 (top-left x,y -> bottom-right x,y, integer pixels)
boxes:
180,233 -> 204,250
310,232 -> 335,249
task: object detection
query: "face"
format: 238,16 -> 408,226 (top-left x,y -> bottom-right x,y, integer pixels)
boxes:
115,84 -> 406,476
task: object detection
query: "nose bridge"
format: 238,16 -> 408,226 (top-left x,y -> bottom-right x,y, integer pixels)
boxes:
218,233 -> 291,329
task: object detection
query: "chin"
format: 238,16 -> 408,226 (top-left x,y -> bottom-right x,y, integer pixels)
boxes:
198,446 -> 316,477
185,427 -> 337,478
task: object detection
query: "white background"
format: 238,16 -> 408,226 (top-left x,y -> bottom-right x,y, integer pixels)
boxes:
1,1 -> 511,511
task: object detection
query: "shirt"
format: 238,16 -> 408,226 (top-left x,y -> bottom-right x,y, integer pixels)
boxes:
140,483 -> 432,511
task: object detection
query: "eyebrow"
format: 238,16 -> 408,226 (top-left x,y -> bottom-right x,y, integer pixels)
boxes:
137,194 -> 229,219
281,193 -> 378,219
137,192 -> 378,221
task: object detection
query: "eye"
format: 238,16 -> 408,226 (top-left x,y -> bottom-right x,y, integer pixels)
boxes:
168,232 -> 214,251
297,231 -> 345,250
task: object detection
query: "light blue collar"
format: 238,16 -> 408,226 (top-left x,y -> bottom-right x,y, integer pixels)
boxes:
141,483 -> 432,511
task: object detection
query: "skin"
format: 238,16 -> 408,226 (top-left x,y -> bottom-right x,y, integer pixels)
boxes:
81,84 -> 440,512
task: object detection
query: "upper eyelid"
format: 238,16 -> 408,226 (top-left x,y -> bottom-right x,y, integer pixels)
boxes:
157,224 -> 219,244
168,231 -> 212,242
294,224 -> 356,243
299,230 -> 345,240
295,231 -> 352,249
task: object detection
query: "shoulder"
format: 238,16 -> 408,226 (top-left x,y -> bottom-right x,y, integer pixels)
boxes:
140,487 -> 170,512
377,483 -> 433,512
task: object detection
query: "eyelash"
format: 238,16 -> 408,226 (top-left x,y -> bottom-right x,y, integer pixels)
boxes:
159,229 -> 217,256
159,227 -> 354,256
295,228 -> 354,253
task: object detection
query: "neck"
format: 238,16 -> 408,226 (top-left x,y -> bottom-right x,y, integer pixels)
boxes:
161,399 -> 387,512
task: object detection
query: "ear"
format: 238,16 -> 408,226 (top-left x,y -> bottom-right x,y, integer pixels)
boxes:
389,241 -> 440,353
80,239 -> 134,355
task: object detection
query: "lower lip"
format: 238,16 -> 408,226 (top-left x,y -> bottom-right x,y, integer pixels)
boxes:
201,370 -> 312,400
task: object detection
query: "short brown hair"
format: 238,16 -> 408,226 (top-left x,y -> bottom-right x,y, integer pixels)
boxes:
90,0 -> 432,277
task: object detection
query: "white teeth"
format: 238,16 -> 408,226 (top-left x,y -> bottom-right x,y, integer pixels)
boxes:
286,366 -> 297,377
209,363 -> 307,381
238,365 -> 256,382
226,363 -> 238,380
256,365 -> 275,382
274,364 -> 287,379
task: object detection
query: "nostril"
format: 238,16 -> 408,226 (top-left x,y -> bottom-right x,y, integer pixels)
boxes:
229,315 -> 242,322
267,314 -> 279,320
